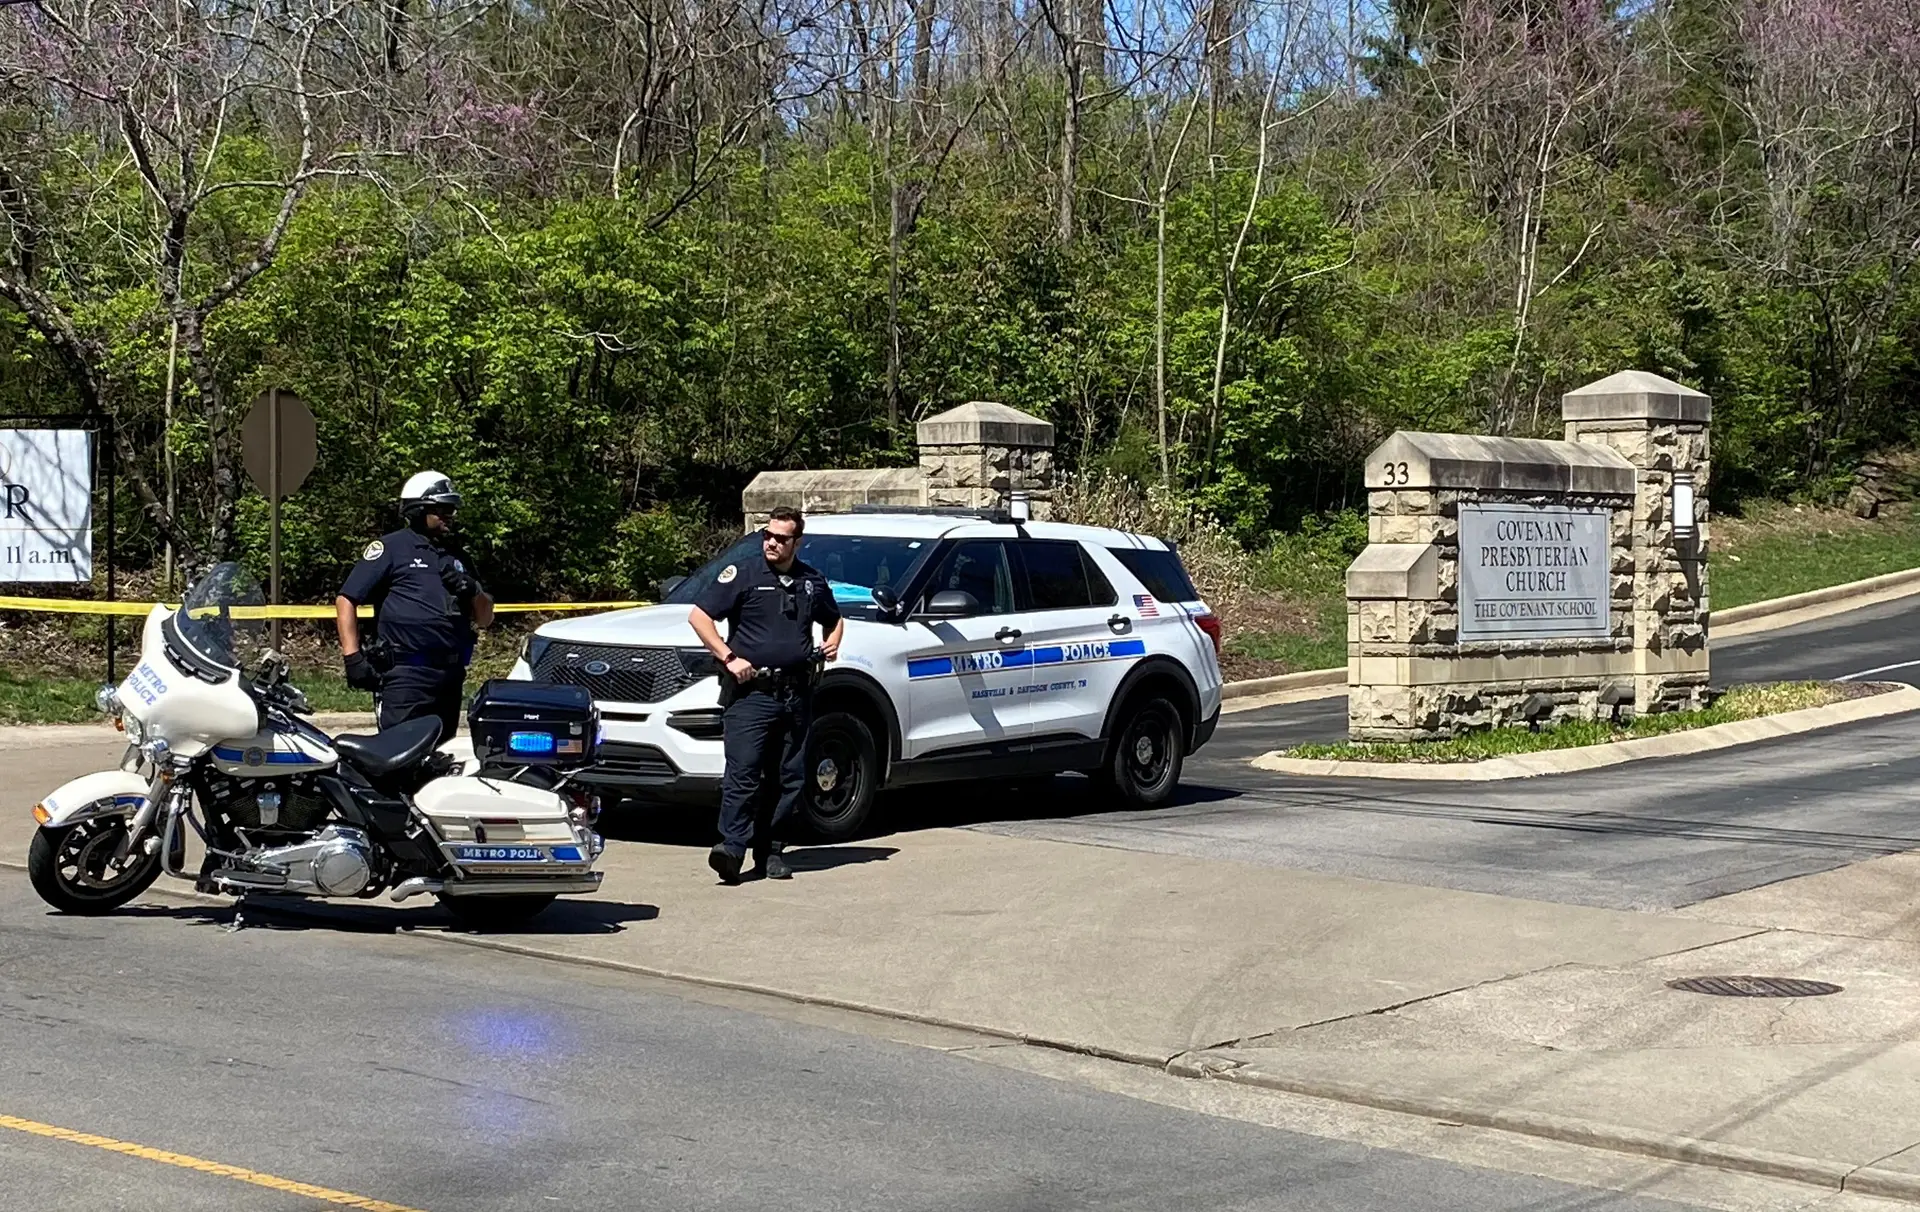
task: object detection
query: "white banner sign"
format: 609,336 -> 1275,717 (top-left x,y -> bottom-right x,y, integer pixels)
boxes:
0,429 -> 94,583
1458,504 -> 1609,642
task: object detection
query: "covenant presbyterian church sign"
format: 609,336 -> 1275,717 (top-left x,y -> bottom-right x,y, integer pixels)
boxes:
1458,504 -> 1609,641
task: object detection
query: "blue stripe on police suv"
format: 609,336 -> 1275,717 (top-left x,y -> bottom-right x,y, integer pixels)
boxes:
908,638 -> 1145,680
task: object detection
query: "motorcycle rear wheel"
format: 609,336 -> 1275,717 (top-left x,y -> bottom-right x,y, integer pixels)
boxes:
28,819 -> 163,914
436,893 -> 557,930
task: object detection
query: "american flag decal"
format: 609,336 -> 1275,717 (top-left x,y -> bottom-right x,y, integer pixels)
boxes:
1134,593 -> 1159,617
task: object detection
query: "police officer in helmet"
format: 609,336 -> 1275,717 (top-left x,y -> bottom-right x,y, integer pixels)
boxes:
688,506 -> 843,884
335,472 -> 494,742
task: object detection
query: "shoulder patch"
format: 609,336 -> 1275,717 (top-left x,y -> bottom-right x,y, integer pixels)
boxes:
362,540 -> 385,562
717,564 -> 737,584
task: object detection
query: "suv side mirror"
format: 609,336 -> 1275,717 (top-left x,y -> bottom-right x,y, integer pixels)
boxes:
657,575 -> 686,598
870,586 -> 900,619
921,590 -> 980,619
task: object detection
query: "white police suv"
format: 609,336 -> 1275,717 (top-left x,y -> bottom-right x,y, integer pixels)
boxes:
508,508 -> 1224,840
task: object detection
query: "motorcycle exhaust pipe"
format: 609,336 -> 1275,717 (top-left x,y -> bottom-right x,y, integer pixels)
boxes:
389,877 -> 444,903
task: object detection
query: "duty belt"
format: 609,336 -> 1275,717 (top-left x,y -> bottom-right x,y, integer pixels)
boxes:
751,665 -> 814,690
395,648 -> 466,670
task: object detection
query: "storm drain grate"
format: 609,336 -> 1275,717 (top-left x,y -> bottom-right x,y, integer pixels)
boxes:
1666,976 -> 1843,998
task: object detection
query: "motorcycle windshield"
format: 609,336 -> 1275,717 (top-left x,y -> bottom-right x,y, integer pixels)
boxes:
174,562 -> 268,674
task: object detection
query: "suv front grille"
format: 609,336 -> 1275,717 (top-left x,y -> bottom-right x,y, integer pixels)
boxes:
580,741 -> 680,784
533,643 -> 697,705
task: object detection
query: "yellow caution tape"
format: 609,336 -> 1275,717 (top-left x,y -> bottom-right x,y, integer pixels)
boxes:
0,596 -> 647,619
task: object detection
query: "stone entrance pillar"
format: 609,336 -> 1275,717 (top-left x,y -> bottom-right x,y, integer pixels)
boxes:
1562,371 -> 1712,713
917,401 -> 1054,514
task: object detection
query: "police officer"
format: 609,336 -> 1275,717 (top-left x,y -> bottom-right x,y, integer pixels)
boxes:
688,505 -> 843,884
334,471 -> 494,743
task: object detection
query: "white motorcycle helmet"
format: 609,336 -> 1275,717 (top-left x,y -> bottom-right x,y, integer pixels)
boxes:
399,470 -> 461,524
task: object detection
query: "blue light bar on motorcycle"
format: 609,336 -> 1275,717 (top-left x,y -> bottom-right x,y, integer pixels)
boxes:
508,731 -> 557,755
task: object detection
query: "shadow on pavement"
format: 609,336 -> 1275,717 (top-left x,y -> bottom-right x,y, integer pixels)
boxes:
99,893 -> 662,937
602,775 -> 1246,848
875,775 -> 1243,836
783,844 -> 897,872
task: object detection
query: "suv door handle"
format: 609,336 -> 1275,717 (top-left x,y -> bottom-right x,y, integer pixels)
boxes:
1108,614 -> 1131,633
994,627 -> 1023,642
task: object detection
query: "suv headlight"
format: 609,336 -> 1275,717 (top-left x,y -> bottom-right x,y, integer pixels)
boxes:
677,647 -> 721,678
522,635 -> 551,672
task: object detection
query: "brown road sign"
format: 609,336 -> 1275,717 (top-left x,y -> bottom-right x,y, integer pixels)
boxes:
240,389 -> 316,499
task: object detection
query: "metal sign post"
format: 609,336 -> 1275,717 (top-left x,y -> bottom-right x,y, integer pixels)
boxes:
240,390 -> 317,651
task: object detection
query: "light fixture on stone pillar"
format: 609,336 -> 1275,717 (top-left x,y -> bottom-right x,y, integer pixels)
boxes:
1521,692 -> 1555,733
1599,680 -> 1634,726
1671,471 -> 1697,541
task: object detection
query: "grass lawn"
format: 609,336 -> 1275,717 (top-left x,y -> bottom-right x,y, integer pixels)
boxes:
1222,501 -> 1920,678
1713,501 -> 1920,609
1283,681 -> 1863,763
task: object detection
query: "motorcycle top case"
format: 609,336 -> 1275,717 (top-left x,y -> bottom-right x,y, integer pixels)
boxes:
467,680 -> 600,769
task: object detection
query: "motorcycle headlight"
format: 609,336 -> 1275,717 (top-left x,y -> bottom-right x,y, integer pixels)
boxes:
95,685 -> 122,717
139,737 -> 170,765
124,715 -> 147,745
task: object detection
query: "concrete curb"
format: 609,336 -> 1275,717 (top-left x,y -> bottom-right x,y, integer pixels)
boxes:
1220,666 -> 1346,701
1713,566 -> 1920,628
1170,1054 -> 1907,1199
1249,683 -> 1920,781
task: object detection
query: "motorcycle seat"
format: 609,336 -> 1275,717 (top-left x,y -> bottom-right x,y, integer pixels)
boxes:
333,716 -> 443,779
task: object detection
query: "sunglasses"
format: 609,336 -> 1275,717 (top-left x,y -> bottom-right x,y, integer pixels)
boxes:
761,528 -> 799,546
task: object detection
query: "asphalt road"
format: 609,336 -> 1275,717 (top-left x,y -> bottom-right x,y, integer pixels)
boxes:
0,873 -> 1708,1212
956,595 -> 1920,912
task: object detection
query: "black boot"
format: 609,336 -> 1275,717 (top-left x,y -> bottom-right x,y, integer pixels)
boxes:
754,842 -> 792,880
708,844 -> 744,885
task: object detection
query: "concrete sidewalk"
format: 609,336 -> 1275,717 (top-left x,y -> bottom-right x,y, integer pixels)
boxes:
10,734 -> 1920,1197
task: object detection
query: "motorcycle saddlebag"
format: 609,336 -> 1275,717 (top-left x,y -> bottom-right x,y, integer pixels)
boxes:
467,679 -> 600,770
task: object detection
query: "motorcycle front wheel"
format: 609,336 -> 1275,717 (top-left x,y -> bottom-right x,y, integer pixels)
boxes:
28,818 -> 163,914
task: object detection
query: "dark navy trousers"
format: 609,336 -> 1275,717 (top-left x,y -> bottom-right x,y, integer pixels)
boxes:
376,664 -> 465,746
718,685 -> 811,854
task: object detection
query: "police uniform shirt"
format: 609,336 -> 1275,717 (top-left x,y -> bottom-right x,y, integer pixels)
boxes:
339,528 -> 475,662
693,556 -> 839,670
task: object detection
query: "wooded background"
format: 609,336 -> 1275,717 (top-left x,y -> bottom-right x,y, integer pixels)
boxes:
0,0 -> 1914,601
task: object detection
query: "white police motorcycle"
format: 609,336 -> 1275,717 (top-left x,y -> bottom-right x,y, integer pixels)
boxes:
26,562 -> 605,928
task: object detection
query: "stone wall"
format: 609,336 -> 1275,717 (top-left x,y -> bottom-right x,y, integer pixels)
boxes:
1562,371 -> 1711,714
916,400 -> 1055,516
739,468 -> 928,523
740,400 -> 1056,522
1346,435 -> 1637,741
1345,371 -> 1712,742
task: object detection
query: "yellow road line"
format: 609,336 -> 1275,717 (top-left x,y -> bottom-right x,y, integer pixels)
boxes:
0,1112 -> 427,1212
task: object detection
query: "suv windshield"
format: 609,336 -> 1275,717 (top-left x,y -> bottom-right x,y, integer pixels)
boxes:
173,561 -> 268,673
664,532 -> 934,615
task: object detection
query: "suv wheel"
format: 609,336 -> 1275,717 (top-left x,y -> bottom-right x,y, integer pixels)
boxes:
1100,696 -> 1185,808
800,710 -> 880,842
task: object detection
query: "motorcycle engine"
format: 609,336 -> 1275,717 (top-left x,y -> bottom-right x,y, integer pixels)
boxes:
204,772 -> 332,837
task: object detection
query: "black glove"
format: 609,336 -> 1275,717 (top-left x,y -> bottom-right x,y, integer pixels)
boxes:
440,563 -> 481,603
344,650 -> 381,691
